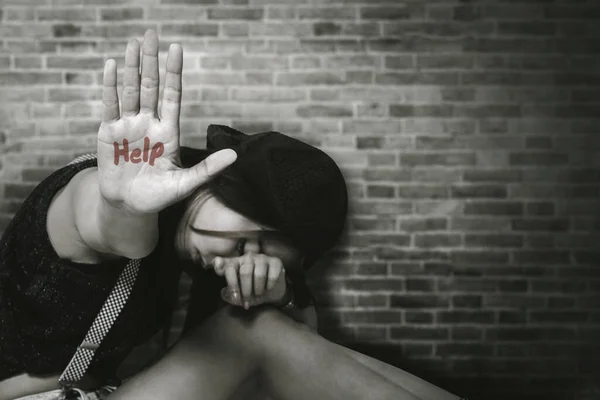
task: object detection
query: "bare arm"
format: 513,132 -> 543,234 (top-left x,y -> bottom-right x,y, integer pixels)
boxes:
72,167 -> 159,259
48,30 -> 236,263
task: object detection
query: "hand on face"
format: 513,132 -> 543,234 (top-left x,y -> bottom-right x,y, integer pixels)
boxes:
211,253 -> 288,309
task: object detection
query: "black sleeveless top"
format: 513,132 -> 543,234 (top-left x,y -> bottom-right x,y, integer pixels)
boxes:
0,148 -> 314,382
0,155 -> 214,381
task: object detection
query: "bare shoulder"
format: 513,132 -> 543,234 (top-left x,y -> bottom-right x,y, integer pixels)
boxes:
47,167 -> 118,264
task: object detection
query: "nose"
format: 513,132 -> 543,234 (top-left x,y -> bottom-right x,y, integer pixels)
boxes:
244,238 -> 261,254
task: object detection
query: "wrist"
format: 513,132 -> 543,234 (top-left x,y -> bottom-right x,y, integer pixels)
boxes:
272,279 -> 295,309
96,197 -> 159,258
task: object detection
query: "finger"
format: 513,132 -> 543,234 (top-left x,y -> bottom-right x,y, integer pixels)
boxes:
224,265 -> 241,298
267,258 -> 283,291
102,59 -> 119,123
122,39 -> 140,116
253,259 -> 268,297
213,256 -> 238,276
160,43 -> 183,128
176,149 -> 237,198
140,29 -> 159,115
239,257 -> 254,305
220,286 -> 242,306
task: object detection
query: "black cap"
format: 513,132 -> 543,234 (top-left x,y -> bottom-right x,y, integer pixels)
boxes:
180,124 -> 348,269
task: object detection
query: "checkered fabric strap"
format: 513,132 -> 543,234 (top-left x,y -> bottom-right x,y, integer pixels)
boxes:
67,153 -> 97,166
58,257 -> 141,386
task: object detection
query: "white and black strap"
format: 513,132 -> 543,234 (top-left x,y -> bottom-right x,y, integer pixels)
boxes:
67,153 -> 97,166
59,153 -> 141,389
58,258 -> 141,387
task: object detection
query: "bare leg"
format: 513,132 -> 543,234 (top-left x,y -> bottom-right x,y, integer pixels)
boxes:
339,346 -> 460,400
109,306 -> 418,400
108,306 -> 263,400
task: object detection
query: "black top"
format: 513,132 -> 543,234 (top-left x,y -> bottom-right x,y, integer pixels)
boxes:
0,150 -> 314,382
0,157 -> 190,381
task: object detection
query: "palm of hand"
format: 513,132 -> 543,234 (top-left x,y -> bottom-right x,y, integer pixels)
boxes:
97,115 -> 182,214
96,30 -> 236,215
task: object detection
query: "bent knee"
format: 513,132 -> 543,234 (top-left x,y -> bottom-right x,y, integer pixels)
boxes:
182,305 -> 302,351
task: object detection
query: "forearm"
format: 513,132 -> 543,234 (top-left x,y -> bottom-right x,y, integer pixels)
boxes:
95,196 -> 159,258
73,168 -> 159,259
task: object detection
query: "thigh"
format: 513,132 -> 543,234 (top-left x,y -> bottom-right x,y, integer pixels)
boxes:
227,372 -> 274,400
107,305 -> 265,400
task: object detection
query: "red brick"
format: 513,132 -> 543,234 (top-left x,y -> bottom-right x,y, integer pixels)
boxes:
463,169 -> 520,183
4,183 -> 38,199
297,6 -> 355,20
405,278 -> 435,292
376,72 -> 459,85
100,7 -> 143,20
345,279 -> 404,292
39,8 -> 96,21
401,152 -> 476,167
525,233 -> 553,249
296,105 -> 352,118
513,250 -> 570,264
405,311 -> 434,324
343,311 -> 402,324
452,295 -> 482,308
356,294 -> 388,307
0,72 -> 62,86
313,22 -> 341,36
510,152 -> 569,166
366,153 -> 396,166
390,294 -> 449,309
436,343 -> 494,357
391,327 -> 449,341
464,201 -> 523,216
529,311 -> 589,324
465,234 -> 523,248
355,327 -> 387,342
438,311 -> 495,325
360,6 -> 411,20
276,72 -> 344,86
451,327 -> 483,341
208,8 -> 263,20
162,23 -> 219,36
450,217 -> 510,232
398,218 -> 447,232
415,233 -> 461,248
366,185 -> 395,199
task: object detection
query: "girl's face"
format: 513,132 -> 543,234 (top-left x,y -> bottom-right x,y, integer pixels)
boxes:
174,191 -> 303,270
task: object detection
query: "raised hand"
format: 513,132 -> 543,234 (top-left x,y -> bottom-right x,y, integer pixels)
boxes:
211,253 -> 289,309
97,29 -> 236,215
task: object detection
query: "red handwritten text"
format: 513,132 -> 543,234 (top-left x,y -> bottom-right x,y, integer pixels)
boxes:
114,137 -> 164,166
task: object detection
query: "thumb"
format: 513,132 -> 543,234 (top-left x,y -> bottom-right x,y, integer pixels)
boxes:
175,148 -> 237,198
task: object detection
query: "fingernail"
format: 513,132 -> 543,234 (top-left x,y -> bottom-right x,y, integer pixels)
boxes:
220,287 -> 241,304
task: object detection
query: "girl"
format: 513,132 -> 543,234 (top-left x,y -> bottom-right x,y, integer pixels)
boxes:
0,30 -> 461,400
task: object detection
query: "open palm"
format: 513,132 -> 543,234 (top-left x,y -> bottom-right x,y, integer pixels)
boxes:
97,30 -> 236,215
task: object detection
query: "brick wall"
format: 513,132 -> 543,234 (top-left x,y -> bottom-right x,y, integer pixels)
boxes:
1,1 -> 600,399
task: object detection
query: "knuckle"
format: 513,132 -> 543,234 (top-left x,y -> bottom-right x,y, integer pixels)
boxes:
102,98 -> 118,107
140,76 -> 159,89
198,160 -> 214,181
122,85 -> 139,96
